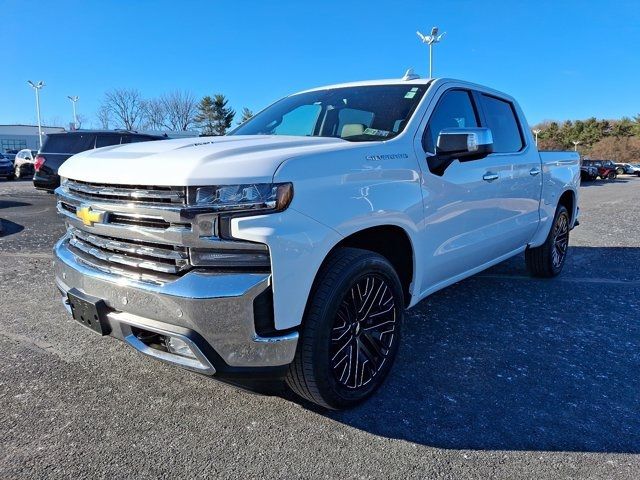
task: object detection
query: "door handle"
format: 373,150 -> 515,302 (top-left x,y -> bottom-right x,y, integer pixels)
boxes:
482,172 -> 499,182
530,167 -> 541,176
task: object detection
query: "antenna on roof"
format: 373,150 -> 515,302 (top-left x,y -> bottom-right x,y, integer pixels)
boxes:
402,68 -> 420,81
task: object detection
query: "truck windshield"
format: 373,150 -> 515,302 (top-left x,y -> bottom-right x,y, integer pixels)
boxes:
230,84 -> 427,142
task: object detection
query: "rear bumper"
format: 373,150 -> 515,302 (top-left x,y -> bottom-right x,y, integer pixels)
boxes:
33,170 -> 60,191
53,236 -> 298,377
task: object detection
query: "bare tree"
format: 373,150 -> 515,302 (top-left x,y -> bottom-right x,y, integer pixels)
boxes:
96,105 -> 112,129
75,114 -> 88,130
142,98 -> 167,131
161,90 -> 198,131
102,88 -> 144,130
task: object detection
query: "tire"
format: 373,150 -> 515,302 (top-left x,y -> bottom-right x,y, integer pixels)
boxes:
616,167 -> 624,175
286,247 -> 403,409
13,166 -> 21,180
525,204 -> 570,278
607,172 -> 616,180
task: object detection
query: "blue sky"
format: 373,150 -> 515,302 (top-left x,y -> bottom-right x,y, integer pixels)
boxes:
1,0 -> 639,128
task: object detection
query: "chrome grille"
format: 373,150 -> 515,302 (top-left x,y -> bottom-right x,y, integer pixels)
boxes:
57,180 -> 270,283
68,227 -> 189,275
65,179 -> 186,205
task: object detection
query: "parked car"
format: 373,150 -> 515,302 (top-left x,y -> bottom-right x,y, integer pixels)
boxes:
613,163 -> 626,175
580,163 -> 598,181
0,152 -> 14,179
583,160 -> 618,180
615,163 -> 640,175
13,148 -> 38,179
3,149 -> 18,162
54,76 -> 580,409
33,130 -> 166,192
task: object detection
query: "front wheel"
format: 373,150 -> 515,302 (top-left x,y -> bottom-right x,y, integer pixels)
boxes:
286,248 -> 403,409
525,204 -> 570,277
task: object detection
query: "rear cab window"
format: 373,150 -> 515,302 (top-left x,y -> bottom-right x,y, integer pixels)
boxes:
41,134 -> 96,154
478,94 -> 524,153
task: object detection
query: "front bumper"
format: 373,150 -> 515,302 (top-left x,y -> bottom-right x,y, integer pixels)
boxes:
54,236 -> 298,376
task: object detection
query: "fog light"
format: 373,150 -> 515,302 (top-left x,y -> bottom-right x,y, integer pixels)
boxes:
165,336 -> 197,359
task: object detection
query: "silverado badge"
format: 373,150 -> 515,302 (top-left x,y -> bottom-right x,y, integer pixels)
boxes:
76,205 -> 105,227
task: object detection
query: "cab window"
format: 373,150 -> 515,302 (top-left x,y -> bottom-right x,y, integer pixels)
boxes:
423,90 -> 478,153
478,94 -> 524,153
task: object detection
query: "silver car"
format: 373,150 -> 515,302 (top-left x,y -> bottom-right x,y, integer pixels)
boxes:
13,148 -> 37,179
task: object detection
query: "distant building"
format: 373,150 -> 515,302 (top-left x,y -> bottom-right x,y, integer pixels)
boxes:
0,124 -> 66,153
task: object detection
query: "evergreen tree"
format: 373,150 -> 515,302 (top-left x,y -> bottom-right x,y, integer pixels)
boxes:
239,107 -> 254,125
211,94 -> 235,135
195,96 -> 216,136
195,94 -> 235,136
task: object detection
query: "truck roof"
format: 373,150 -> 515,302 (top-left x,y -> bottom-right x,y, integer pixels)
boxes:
296,77 -> 433,94
294,77 -> 517,105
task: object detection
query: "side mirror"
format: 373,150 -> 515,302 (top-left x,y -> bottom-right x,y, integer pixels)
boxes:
436,127 -> 494,162
428,127 -> 494,175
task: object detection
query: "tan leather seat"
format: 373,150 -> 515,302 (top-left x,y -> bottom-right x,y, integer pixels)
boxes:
341,123 -> 365,138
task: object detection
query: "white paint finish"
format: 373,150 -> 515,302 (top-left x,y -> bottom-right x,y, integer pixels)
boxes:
231,208 -> 343,330
59,77 -> 580,329
59,135 -> 352,186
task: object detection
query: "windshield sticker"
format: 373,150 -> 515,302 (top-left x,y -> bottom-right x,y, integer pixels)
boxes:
363,128 -> 390,137
404,87 -> 419,99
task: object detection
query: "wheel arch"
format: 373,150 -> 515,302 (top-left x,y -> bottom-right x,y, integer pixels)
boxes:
320,224 -> 415,307
558,189 -> 576,225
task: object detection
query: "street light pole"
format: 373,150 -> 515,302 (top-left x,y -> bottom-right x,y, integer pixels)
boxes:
532,128 -> 541,146
68,96 -> 79,129
417,27 -> 446,78
572,140 -> 581,152
27,80 -> 45,149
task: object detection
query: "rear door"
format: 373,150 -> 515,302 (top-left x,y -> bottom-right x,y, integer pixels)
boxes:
475,92 -> 542,251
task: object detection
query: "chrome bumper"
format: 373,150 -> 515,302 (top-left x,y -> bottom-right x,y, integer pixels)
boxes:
54,236 -> 298,373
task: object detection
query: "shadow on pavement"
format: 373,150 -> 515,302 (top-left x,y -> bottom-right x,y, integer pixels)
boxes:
0,219 -> 25,237
0,200 -> 31,209
320,246 -> 640,453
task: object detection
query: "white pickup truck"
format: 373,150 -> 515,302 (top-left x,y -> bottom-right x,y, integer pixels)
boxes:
54,76 -> 580,409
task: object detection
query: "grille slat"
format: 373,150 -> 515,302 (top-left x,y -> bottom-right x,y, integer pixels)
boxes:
65,179 -> 186,205
69,227 -> 189,275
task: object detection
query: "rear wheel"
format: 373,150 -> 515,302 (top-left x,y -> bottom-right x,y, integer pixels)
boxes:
616,167 -> 624,175
526,204 -> 570,277
607,172 -> 617,180
286,248 -> 403,409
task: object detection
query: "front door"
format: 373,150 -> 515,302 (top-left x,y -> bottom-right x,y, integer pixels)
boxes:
415,88 -> 539,293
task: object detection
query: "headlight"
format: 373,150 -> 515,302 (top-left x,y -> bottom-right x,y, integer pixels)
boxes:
193,183 -> 293,213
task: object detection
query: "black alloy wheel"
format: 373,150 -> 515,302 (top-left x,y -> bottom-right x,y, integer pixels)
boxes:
329,273 -> 398,390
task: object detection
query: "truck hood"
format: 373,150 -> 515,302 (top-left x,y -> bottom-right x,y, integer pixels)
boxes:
58,135 -> 348,186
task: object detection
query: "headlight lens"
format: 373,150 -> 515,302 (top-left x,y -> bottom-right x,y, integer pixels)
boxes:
194,182 -> 293,213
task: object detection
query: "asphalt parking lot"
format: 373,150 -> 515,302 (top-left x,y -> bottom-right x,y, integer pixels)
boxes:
1,177 -> 639,479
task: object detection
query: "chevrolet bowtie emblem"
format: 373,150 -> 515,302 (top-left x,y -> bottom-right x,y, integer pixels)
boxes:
76,205 -> 105,227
